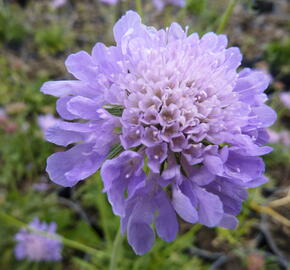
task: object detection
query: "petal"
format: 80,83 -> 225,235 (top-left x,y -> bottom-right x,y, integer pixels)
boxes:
91,43 -> 122,76
252,104 -> 277,128
45,125 -> 87,146
172,187 -> 198,223
67,96 -> 100,120
146,143 -> 167,173
127,223 -> 155,255
155,190 -> 178,242
127,200 -> 155,255
235,175 -> 268,188
101,151 -> 145,216
167,22 -> 186,42
193,186 -> 224,227
113,11 -> 142,45
190,166 -> 215,186
65,51 -> 98,81
46,143 -> 105,187
204,155 -> 224,175
224,47 -> 242,69
218,214 -> 238,229
235,69 -> 271,95
120,125 -> 144,149
41,80 -> 86,97
45,121 -> 92,146
224,151 -> 264,182
205,177 -> 247,216
56,96 -> 77,120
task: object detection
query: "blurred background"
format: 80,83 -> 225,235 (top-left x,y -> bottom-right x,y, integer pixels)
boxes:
0,0 -> 290,269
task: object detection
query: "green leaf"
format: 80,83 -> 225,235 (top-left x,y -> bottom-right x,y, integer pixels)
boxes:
107,144 -> 124,160
103,104 -> 124,117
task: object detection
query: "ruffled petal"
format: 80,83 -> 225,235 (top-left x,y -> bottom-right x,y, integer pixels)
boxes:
46,143 -> 105,187
155,189 -> 178,242
193,185 -> 224,227
67,96 -> 100,120
101,151 -> 145,216
65,51 -> 98,82
127,200 -> 155,255
172,186 -> 198,223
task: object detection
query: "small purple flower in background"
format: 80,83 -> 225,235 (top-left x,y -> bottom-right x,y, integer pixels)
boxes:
100,0 -> 119,5
99,0 -> 185,10
279,92 -> 290,109
33,177 -> 50,192
50,0 -> 67,9
14,218 -> 62,262
153,0 -> 185,10
268,129 -> 290,146
38,114 -> 60,135
41,11 -> 276,255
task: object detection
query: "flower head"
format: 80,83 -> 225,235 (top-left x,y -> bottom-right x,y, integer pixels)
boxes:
279,92 -> 290,109
268,129 -> 290,146
41,11 -> 276,255
100,0 -> 119,5
152,0 -> 185,10
50,0 -> 67,9
99,0 -> 185,10
14,218 -> 62,262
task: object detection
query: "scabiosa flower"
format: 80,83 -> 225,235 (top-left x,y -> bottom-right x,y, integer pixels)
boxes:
14,218 -> 62,261
99,0 -> 185,10
100,0 -> 119,5
279,92 -> 290,110
268,129 -> 290,146
153,0 -> 185,10
50,0 -> 67,9
41,11 -> 276,255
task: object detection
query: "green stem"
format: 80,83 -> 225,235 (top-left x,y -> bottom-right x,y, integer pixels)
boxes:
164,5 -> 172,27
135,0 -> 143,19
0,211 -> 105,258
109,227 -> 123,270
216,0 -> 238,34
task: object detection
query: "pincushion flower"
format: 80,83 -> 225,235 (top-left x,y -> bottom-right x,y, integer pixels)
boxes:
100,0 -> 119,5
99,0 -> 185,10
153,0 -> 185,10
41,11 -> 276,255
279,92 -> 290,109
14,218 -> 62,261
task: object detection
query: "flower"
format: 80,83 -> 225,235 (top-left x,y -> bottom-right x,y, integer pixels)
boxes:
41,11 -> 276,255
279,92 -> 290,109
99,0 -> 185,10
14,218 -> 62,261
100,0 -> 119,5
50,0 -> 67,9
268,129 -> 290,146
152,0 -> 185,10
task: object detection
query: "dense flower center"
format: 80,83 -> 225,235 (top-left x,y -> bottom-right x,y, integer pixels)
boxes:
117,38 -> 244,152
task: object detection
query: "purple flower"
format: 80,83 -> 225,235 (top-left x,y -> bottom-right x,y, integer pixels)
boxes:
41,11 -> 276,255
268,129 -> 290,146
279,92 -> 290,109
99,0 -> 185,10
50,0 -> 67,9
14,218 -> 62,262
153,0 -> 185,10
100,0 -> 119,5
